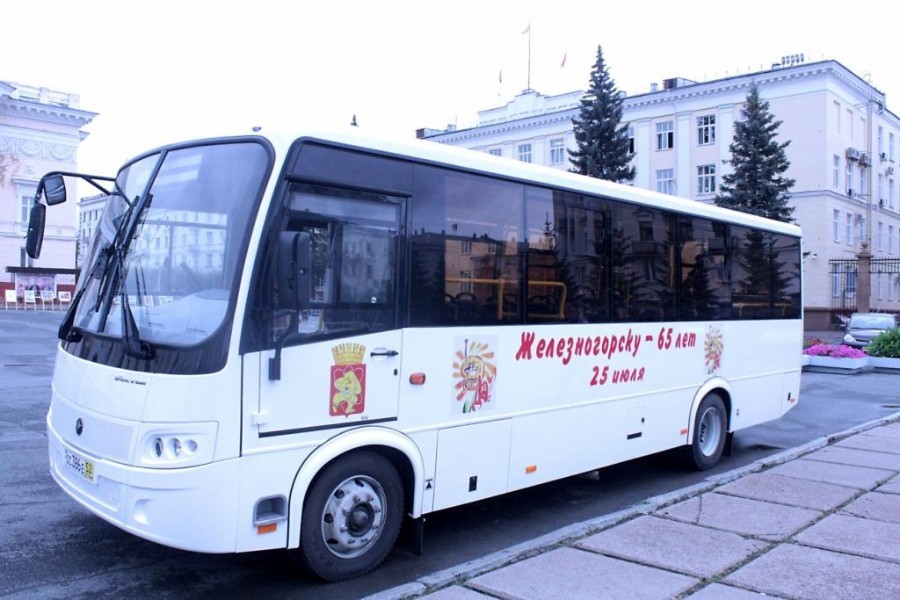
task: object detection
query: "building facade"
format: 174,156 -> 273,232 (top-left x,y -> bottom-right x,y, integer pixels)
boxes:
1,81 -> 97,299
76,193 -> 108,269
421,59 -> 900,329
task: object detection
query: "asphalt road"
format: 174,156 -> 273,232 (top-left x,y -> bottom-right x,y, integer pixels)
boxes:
1,310 -> 897,599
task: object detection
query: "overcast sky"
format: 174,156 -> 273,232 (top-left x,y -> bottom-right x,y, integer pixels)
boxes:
3,0 -> 899,177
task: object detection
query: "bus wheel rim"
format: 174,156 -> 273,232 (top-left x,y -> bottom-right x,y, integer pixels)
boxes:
698,407 -> 722,456
321,475 -> 386,559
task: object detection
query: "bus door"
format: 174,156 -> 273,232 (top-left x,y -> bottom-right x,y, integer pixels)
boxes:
252,186 -> 405,439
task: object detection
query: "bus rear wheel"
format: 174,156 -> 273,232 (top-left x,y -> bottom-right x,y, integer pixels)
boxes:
682,393 -> 727,471
295,451 -> 404,582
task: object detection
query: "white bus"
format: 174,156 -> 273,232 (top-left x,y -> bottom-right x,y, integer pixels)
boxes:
28,127 -> 802,581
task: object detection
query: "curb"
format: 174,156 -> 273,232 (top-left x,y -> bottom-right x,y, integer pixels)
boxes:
364,409 -> 900,600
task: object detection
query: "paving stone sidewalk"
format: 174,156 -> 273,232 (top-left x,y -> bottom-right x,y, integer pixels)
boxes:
368,413 -> 900,600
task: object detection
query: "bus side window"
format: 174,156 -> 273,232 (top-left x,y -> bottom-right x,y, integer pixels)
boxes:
410,166 -> 524,326
275,185 -> 401,342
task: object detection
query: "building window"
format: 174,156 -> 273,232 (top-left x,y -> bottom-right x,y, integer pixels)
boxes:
833,210 -> 841,242
488,148 -> 502,157
697,115 -> 715,145
518,143 -> 532,163
697,165 -> 716,194
847,163 -> 853,195
878,126 -> 884,156
889,225 -> 895,255
627,125 -> 635,154
890,178 -> 895,209
846,212 -> 853,245
656,169 -> 675,195
878,222 -> 884,252
656,121 -> 674,150
860,166 -> 867,197
549,138 -> 565,165
833,155 -> 840,188
890,132 -> 896,162
17,184 -> 37,233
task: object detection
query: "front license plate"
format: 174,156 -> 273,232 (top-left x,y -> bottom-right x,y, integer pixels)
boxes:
64,448 -> 95,483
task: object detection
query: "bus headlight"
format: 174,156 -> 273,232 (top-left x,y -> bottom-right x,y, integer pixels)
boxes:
139,422 -> 217,468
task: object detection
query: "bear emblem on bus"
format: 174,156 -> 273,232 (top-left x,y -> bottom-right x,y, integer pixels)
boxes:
452,337 -> 497,414
331,343 -> 366,417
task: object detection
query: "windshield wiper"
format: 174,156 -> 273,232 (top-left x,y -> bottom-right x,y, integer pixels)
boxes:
58,245 -> 115,342
121,287 -> 155,360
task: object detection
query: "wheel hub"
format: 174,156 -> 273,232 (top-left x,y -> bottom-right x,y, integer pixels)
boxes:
321,476 -> 386,558
698,406 -> 723,456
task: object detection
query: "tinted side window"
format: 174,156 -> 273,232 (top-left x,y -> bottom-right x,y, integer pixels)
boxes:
525,187 -> 612,324
248,185 -> 402,350
613,205 -> 676,322
678,217 -> 732,320
410,166 -> 524,326
732,227 -> 801,319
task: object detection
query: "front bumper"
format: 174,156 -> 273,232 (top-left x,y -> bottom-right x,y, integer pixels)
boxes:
48,413 -> 241,553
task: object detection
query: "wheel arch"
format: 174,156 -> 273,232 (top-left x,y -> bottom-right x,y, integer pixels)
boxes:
286,427 -> 424,550
686,378 -> 733,443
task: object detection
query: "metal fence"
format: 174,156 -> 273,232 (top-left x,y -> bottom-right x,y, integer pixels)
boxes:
829,257 -> 900,318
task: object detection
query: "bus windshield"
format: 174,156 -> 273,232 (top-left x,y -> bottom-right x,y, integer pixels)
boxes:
72,141 -> 271,348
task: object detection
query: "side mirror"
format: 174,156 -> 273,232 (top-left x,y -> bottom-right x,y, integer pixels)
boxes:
43,174 -> 68,206
276,231 -> 311,311
25,203 -> 46,259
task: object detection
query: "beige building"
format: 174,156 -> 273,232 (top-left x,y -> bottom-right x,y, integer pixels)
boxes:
421,59 -> 900,329
1,81 -> 96,300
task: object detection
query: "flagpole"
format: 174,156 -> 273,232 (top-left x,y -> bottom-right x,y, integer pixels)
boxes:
527,26 -> 532,91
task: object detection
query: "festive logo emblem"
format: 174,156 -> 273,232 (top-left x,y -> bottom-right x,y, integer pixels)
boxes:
330,343 -> 366,417
704,327 -> 724,374
452,338 -> 497,413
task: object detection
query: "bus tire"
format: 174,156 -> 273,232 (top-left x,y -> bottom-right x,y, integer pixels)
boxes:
295,451 -> 404,582
682,393 -> 727,471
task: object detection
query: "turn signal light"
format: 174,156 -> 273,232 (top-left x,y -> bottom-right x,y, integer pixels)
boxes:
257,523 -> 277,534
409,373 -> 426,385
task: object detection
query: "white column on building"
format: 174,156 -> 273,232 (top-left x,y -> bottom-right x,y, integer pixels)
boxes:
675,112 -> 691,199
635,119 -> 652,189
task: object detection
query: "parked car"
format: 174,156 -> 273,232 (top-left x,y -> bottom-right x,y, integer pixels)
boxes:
842,312 -> 900,348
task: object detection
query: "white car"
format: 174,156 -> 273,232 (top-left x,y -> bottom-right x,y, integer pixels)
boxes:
842,312 -> 900,348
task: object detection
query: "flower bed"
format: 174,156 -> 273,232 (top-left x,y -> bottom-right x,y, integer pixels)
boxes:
803,344 -> 869,373
804,343 -> 867,359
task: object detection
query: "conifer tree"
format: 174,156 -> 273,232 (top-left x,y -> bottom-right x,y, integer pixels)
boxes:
569,45 -> 635,183
715,83 -> 795,223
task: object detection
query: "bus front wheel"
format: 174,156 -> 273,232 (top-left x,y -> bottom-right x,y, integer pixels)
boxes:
295,451 -> 404,581
682,393 -> 727,471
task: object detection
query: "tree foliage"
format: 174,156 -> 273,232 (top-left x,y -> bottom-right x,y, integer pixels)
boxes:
715,84 -> 795,223
569,45 -> 635,183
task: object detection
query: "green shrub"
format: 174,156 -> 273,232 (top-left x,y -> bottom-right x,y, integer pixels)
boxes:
866,328 -> 900,358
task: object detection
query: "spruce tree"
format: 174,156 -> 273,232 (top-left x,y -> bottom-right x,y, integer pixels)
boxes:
569,45 -> 635,183
715,83 -> 795,223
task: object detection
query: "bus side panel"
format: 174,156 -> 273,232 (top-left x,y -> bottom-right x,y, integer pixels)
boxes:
506,393 -> 685,492
724,319 -> 803,432
432,419 -> 512,511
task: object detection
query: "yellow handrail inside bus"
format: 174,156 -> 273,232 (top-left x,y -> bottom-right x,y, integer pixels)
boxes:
444,277 -> 568,320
